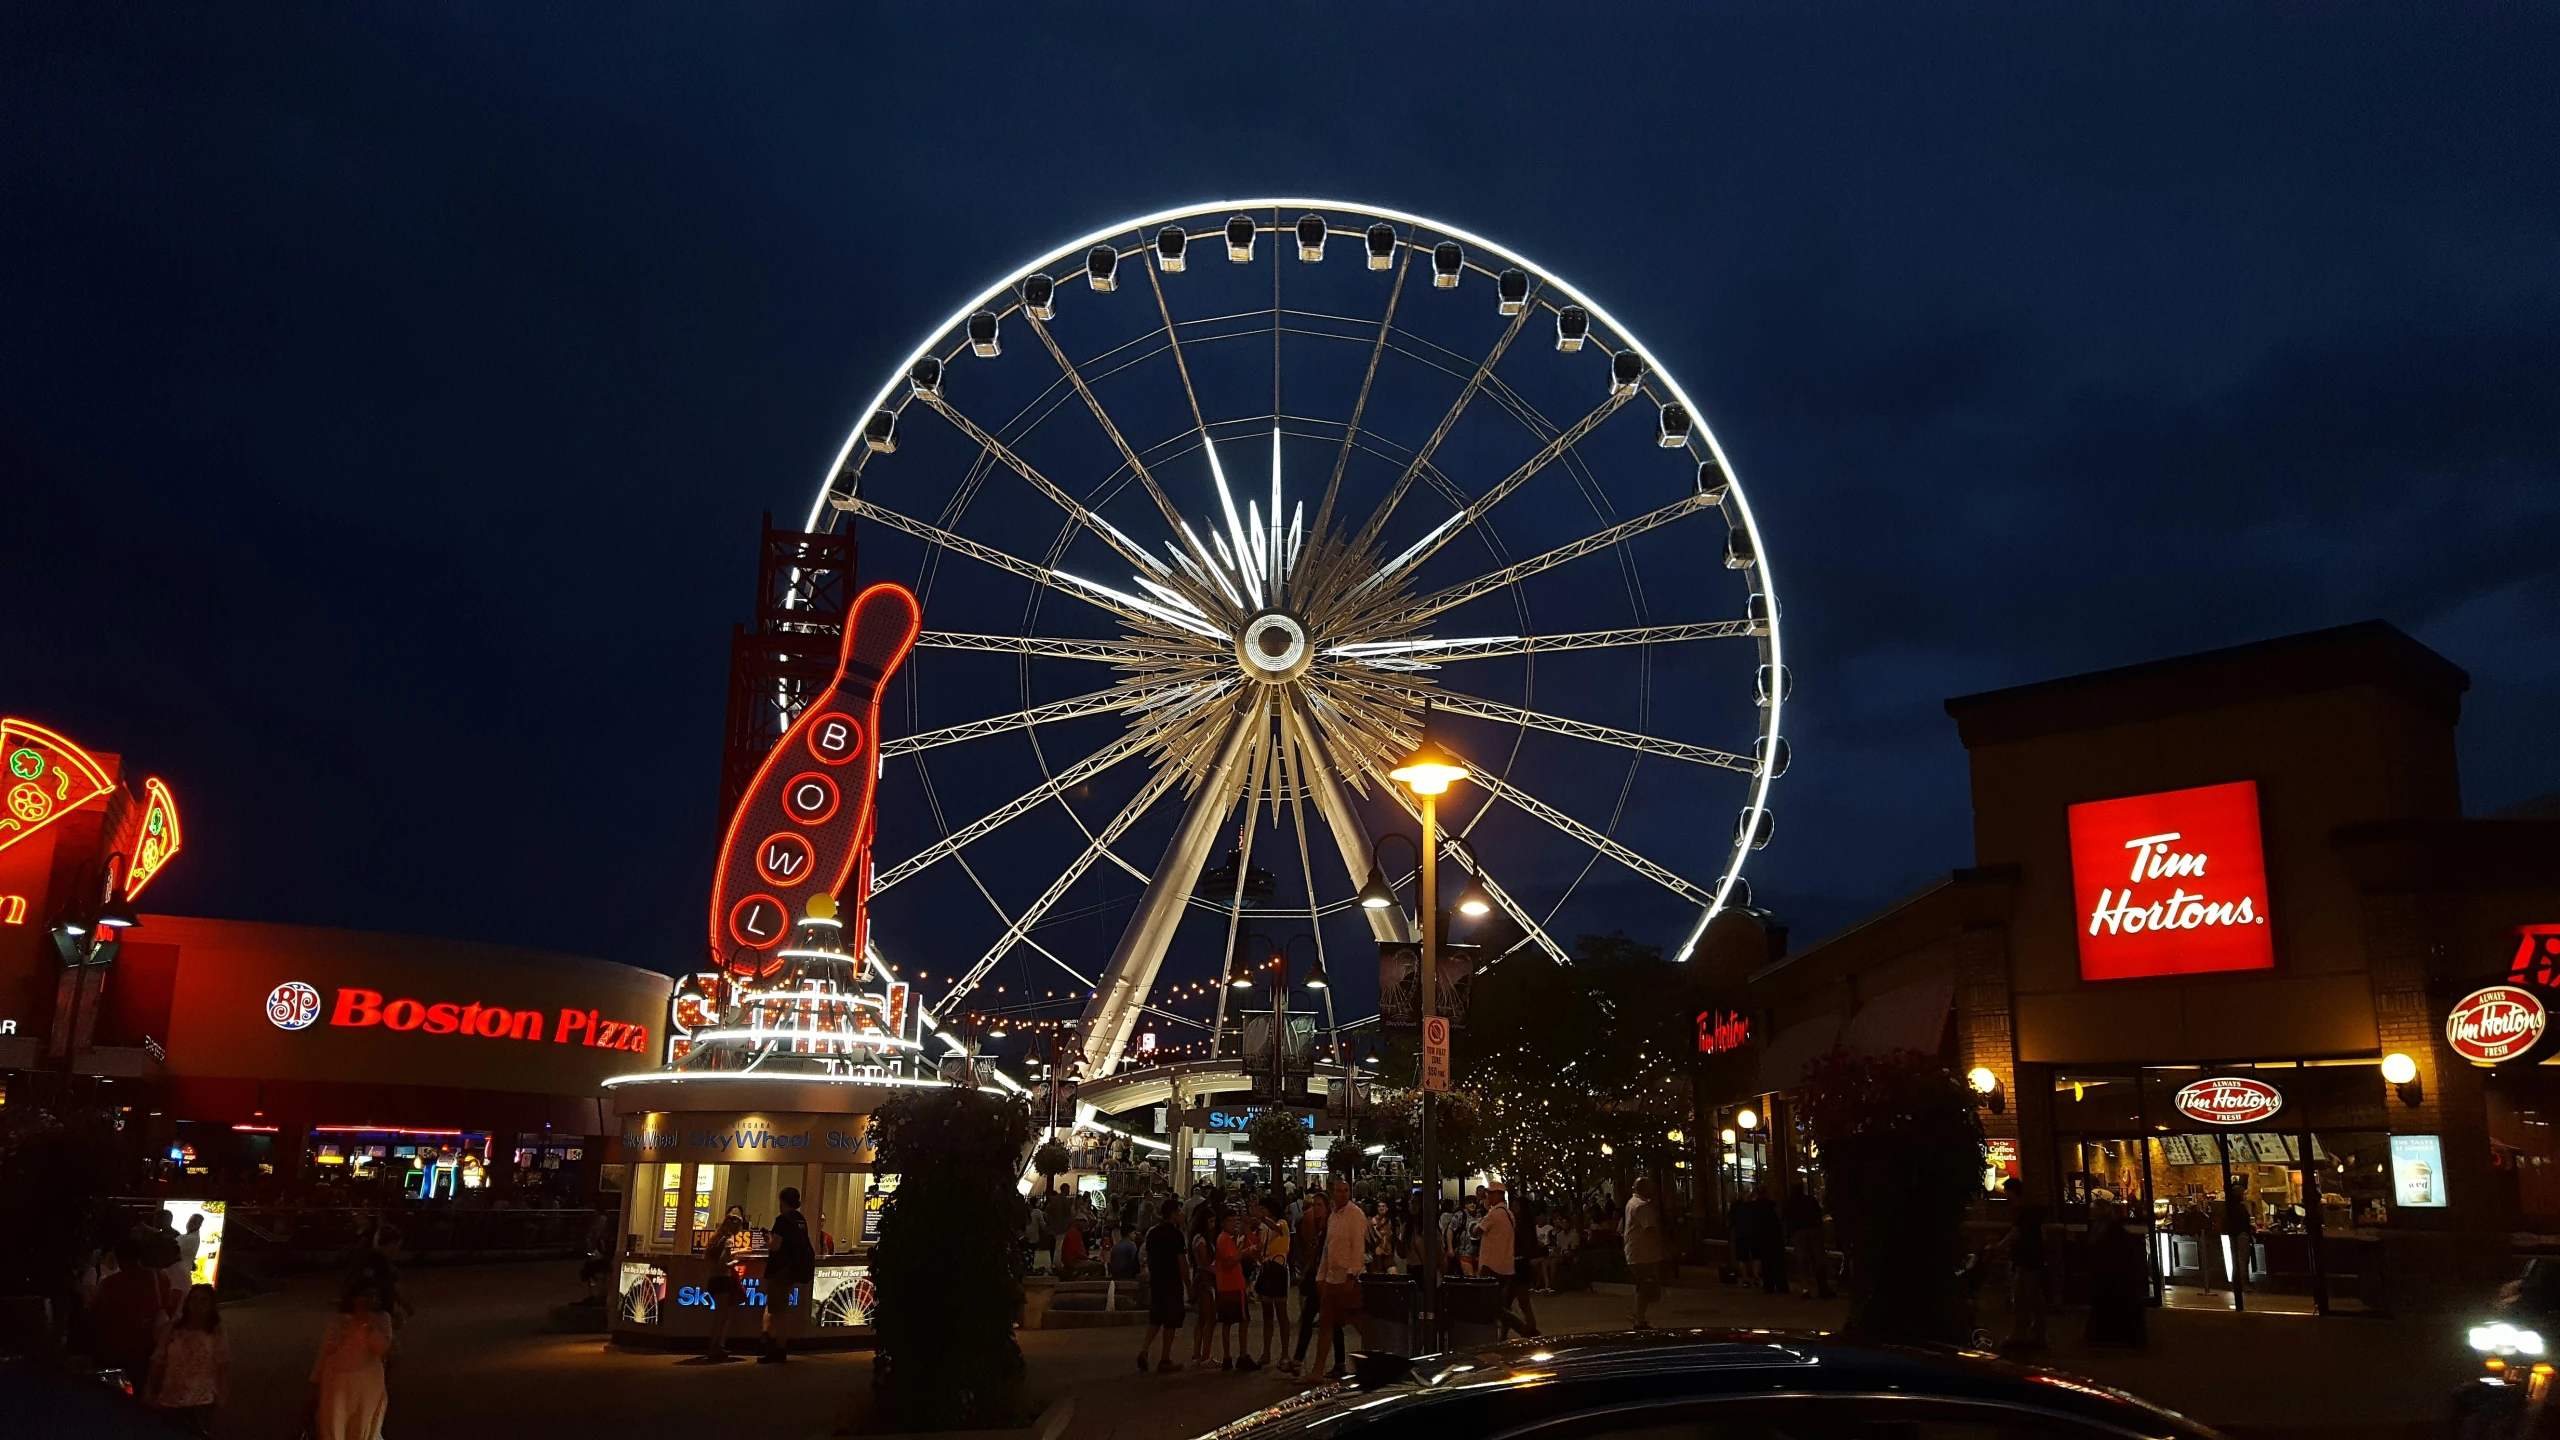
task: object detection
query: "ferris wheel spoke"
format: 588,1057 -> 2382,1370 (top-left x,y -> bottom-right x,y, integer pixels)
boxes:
880,682 -> 1184,759
1021,309 -> 1191,536
935,760 -> 1185,1013
1437,741 -> 1719,910
916,631 -> 1187,665
1343,391 -> 1632,607
872,703 -> 1206,897
1286,699 -> 1414,944
1308,237 -> 1414,549
913,393 -> 1183,584
1143,251 -> 1214,438
1342,285 -> 1542,565
1403,491 -> 1722,624
1428,690 -> 1759,774
1329,620 -> 1758,666
1076,710 -> 1260,1078
838,496 -> 1218,640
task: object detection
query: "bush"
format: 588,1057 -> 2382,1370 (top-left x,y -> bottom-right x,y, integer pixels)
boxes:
868,1086 -> 1036,1431
1796,1049 -> 1985,1345
1245,1110 -> 1308,1174
1031,1138 -> 1070,1180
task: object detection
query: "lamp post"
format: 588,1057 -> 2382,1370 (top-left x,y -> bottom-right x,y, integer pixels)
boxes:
1374,717 -> 1472,1354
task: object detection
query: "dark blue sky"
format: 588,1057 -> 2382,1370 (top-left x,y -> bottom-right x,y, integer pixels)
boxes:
6,5 -> 2555,995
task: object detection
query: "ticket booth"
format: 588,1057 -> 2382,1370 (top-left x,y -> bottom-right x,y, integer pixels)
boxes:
606,1074 -> 909,1349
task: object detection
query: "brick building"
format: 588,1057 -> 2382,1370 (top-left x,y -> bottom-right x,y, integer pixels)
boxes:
1710,622 -> 2560,1313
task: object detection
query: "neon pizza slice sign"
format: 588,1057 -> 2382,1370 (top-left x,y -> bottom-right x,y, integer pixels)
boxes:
2172,1075 -> 2284,1126
2447,984 -> 2547,1066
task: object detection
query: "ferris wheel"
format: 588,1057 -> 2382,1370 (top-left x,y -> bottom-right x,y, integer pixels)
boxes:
807,200 -> 1787,1080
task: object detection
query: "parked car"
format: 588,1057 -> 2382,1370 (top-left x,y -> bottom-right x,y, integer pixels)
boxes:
1199,1330 -> 2224,1439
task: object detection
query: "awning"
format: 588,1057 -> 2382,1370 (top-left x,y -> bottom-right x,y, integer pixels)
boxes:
1837,970 -> 1956,1060
1753,1013 -> 1842,1096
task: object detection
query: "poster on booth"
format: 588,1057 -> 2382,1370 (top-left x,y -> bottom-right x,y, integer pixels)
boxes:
165,1200 -> 226,1289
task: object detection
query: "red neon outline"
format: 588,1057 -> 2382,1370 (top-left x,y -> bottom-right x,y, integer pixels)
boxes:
0,895 -> 24,925
728,892 -> 790,951
121,776 -> 184,899
756,830 -> 816,888
805,711 -> 866,766
0,718 -> 117,858
705,582 -> 923,961
782,770 -> 842,826
828,586 -> 924,897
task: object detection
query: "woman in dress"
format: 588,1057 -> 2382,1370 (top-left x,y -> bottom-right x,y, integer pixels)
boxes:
1187,1207 -> 1221,1367
1250,1195 -> 1290,1369
700,1213 -> 749,1362
310,1281 -> 394,1440
146,1283 -> 226,1435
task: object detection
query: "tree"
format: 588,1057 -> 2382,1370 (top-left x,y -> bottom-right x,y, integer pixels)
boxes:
1032,1137 -> 1070,1185
1796,1048 -> 1986,1345
1245,1109 -> 1308,1179
869,1085 -> 1036,1430
1323,1137 -> 1366,1180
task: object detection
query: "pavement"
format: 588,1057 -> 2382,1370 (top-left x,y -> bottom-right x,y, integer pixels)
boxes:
191,1261 -> 2475,1439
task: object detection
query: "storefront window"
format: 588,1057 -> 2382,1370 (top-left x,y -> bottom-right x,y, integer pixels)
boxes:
2488,1071 -> 2560,1229
631,1162 -> 683,1255
820,1169 -> 865,1254
689,1163 -> 794,1255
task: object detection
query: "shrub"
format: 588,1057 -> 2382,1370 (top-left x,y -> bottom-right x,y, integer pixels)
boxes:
1031,1137 -> 1070,1181
868,1085 -> 1036,1431
1796,1048 -> 1985,1345
1245,1110 -> 1308,1175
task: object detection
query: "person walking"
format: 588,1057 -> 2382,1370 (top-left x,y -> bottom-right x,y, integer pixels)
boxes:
2083,1199 -> 2149,1347
1782,1186 -> 1831,1300
1994,1177 -> 2049,1352
309,1281 -> 394,1440
2220,1176 -> 2256,1304
1310,1179 -> 1366,1384
145,1283 -> 227,1436
1251,1195 -> 1290,1369
1136,1198 -> 1187,1372
1282,1191 -> 1328,1377
1624,1177 -> 1666,1331
1743,1187 -> 1789,1296
1215,1210 -> 1251,1369
1188,1208 -> 1221,1367
695,1213 -> 749,1362
1476,1183 -> 1540,1339
758,1186 -> 816,1364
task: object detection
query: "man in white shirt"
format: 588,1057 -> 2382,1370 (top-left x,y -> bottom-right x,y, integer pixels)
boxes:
1476,1183 -> 1539,1338
1312,1179 -> 1367,1383
1623,1177 -> 1666,1330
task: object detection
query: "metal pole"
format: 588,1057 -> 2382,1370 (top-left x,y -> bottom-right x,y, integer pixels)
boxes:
1418,792 -> 1440,1352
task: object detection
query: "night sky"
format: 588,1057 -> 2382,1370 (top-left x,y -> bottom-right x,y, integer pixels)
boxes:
6,7 -> 2555,1023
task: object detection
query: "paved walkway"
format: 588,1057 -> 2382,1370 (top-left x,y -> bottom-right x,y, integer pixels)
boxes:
198,1262 -> 2469,1439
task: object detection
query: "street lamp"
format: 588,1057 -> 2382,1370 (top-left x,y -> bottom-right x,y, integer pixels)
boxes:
1384,712 -> 1470,1353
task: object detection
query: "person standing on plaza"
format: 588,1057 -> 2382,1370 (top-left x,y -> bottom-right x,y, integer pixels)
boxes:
145,1283 -> 227,1435
2220,1176 -> 2256,1299
758,1186 -> 816,1364
344,1226 -> 413,1334
1310,1179 -> 1366,1384
309,1280 -> 394,1440
2083,1199 -> 2149,1347
1283,1190 -> 1329,1376
1782,1185 -> 1831,1300
1136,1198 -> 1188,1372
1215,1209 -> 1251,1369
1188,1207 -> 1222,1367
1476,1183 -> 1540,1339
89,1233 -> 171,1389
1993,1177 -> 2049,1352
696,1213 -> 749,1362
1251,1195 -> 1291,1369
1743,1186 -> 1789,1295
1624,1177 -> 1666,1331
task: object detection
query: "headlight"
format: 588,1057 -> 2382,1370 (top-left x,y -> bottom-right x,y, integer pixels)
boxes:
2471,1323 -> 2544,1354
2520,1330 -> 2546,1356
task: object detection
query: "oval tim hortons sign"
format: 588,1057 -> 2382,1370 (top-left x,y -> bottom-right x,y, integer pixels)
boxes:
2172,1075 -> 2284,1127
2447,984 -> 2548,1066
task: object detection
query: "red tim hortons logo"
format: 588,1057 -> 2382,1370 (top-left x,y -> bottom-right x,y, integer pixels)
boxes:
2172,1076 -> 2284,1126
2447,984 -> 2548,1066
2067,780 -> 2276,982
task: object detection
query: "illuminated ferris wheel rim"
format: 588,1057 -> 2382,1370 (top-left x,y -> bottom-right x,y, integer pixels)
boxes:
799,197 -> 1785,930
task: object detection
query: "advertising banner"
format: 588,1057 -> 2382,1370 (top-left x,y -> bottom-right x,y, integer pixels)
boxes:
1378,942 -> 1477,1034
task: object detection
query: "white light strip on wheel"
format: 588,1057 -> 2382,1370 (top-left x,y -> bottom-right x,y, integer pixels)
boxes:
803,198 -> 1784,956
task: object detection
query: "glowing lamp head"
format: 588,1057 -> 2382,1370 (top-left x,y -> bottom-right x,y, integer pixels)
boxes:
1453,874 -> 1494,917
1968,1066 -> 2001,1095
1720,1127 -> 1738,1144
805,891 -> 839,921
1388,730 -> 1469,797
1598,1142 -> 1614,1156
1737,1108 -> 1759,1131
1358,866 -> 1398,910
2381,1052 -> 2419,1086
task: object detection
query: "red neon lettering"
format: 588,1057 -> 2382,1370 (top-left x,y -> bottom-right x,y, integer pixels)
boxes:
585,1009 -> 602,1047
556,1008 -> 592,1044
508,1009 -> 543,1041
381,998 -> 425,1031
596,1019 -> 624,1049
424,1002 -> 461,1035
0,895 -> 26,925
332,989 -> 384,1027
458,1001 -> 484,1034
628,1023 -> 650,1053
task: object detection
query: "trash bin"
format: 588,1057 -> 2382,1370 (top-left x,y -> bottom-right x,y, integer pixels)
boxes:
1358,1273 -> 1416,1355
1440,1275 -> 1506,1350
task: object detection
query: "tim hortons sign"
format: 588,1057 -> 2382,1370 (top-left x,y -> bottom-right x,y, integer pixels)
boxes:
2067,780 -> 2276,982
2447,984 -> 2548,1066
2172,1075 -> 2285,1127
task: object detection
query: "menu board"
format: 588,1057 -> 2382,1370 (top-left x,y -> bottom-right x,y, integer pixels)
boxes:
2159,1134 -> 2197,1166
2250,1133 -> 2292,1163
863,1173 -> 900,1246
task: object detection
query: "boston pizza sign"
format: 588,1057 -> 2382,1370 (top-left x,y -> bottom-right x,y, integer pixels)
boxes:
2172,1075 -> 2284,1127
2446,983 -> 2548,1067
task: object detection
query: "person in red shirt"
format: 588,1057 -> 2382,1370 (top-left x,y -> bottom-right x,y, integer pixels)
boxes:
1214,1210 -> 1250,1370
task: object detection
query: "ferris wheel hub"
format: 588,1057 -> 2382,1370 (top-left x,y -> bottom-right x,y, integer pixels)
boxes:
1237,611 -> 1312,683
